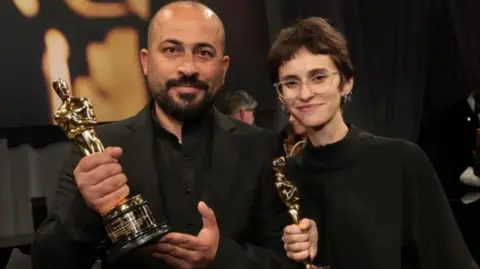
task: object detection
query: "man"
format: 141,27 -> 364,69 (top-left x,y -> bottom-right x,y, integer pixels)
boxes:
418,90 -> 480,264
218,89 -> 258,125
268,17 -> 477,268
31,2 -> 296,269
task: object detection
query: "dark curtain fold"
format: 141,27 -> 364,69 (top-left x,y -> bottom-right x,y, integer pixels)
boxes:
266,0 -> 435,140
423,0 -> 480,121
240,0 -> 478,141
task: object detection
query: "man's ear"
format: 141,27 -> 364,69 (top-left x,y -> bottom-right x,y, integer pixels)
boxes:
140,48 -> 149,76
220,55 -> 230,84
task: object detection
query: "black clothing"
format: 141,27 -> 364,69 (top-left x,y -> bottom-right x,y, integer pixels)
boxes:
31,102 -> 298,269
418,97 -> 480,264
418,98 -> 480,200
150,106 -> 213,234
286,125 -> 477,269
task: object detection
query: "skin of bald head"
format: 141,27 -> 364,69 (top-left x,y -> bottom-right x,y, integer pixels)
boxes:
140,1 -> 230,122
147,1 -> 226,51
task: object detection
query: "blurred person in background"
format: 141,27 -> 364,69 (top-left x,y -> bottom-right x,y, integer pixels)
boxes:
419,89 -> 480,264
218,89 -> 258,125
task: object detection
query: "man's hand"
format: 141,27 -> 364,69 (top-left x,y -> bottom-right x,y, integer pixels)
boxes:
282,218 -> 318,262
147,201 -> 219,269
73,147 -> 129,214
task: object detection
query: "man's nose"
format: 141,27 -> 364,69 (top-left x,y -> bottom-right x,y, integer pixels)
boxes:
177,53 -> 198,76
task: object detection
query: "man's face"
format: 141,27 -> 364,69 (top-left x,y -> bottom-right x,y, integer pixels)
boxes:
141,6 -> 230,122
233,107 -> 255,125
278,48 -> 352,128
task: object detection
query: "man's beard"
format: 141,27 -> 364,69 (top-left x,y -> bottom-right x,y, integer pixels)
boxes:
151,74 -> 214,122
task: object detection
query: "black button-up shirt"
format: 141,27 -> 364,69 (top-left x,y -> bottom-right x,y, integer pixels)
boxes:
150,106 -> 213,234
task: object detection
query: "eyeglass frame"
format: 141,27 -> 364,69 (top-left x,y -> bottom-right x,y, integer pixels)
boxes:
273,71 -> 340,100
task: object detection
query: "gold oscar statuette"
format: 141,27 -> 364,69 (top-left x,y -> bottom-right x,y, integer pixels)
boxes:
273,156 -> 330,269
52,78 -> 171,262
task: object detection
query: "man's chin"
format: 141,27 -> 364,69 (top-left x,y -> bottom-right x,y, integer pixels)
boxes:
157,101 -> 210,122
154,91 -> 213,122
172,98 -> 203,107
173,91 -> 205,103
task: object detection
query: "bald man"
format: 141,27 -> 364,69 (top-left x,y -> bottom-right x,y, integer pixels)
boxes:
30,1 -> 297,269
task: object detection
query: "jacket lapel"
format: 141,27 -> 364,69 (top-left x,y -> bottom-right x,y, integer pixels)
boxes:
120,106 -> 169,225
204,109 -> 241,220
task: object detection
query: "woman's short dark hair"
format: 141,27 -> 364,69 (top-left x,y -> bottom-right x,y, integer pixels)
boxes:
268,17 -> 354,86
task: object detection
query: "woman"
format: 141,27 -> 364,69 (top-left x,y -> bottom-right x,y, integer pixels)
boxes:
267,17 -> 477,269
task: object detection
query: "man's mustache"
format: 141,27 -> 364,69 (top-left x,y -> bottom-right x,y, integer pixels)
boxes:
166,75 -> 209,92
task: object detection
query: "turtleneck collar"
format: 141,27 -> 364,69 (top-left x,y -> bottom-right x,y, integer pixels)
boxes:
301,124 -> 367,171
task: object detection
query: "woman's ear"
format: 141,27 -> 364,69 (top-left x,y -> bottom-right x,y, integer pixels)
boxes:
340,77 -> 354,96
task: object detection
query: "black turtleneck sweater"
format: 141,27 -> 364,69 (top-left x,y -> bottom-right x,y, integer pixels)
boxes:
286,125 -> 477,269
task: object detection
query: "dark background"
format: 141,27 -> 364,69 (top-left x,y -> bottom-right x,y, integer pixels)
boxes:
1,0 -> 478,139
0,0 -> 479,267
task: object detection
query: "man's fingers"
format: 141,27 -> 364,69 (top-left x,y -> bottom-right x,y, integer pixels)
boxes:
75,151 -> 117,173
285,241 -> 310,252
309,244 -> 318,262
283,224 -> 304,235
154,243 -> 202,262
282,233 -> 309,244
151,243 -> 203,268
87,163 -> 123,186
308,220 -> 319,245
159,232 -> 199,250
95,184 -> 130,214
150,242 -> 175,254
90,173 -> 128,197
287,250 -> 310,262
152,253 -> 189,269
299,218 -> 310,230
105,147 -> 123,159
198,201 -> 218,230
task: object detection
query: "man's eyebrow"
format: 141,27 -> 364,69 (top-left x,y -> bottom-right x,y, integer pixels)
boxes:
195,42 -> 216,51
160,39 -> 183,46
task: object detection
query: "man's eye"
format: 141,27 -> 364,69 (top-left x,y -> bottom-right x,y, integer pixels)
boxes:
164,47 -> 179,54
198,50 -> 213,58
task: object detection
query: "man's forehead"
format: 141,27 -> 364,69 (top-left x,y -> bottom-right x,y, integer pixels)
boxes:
159,5 -> 216,21
156,16 -> 220,33
148,3 -> 225,50
153,20 -> 223,48
156,22 -> 222,45
161,9 -> 219,28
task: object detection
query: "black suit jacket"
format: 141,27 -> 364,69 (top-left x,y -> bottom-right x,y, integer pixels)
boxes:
31,105 -> 299,269
418,97 -> 480,200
